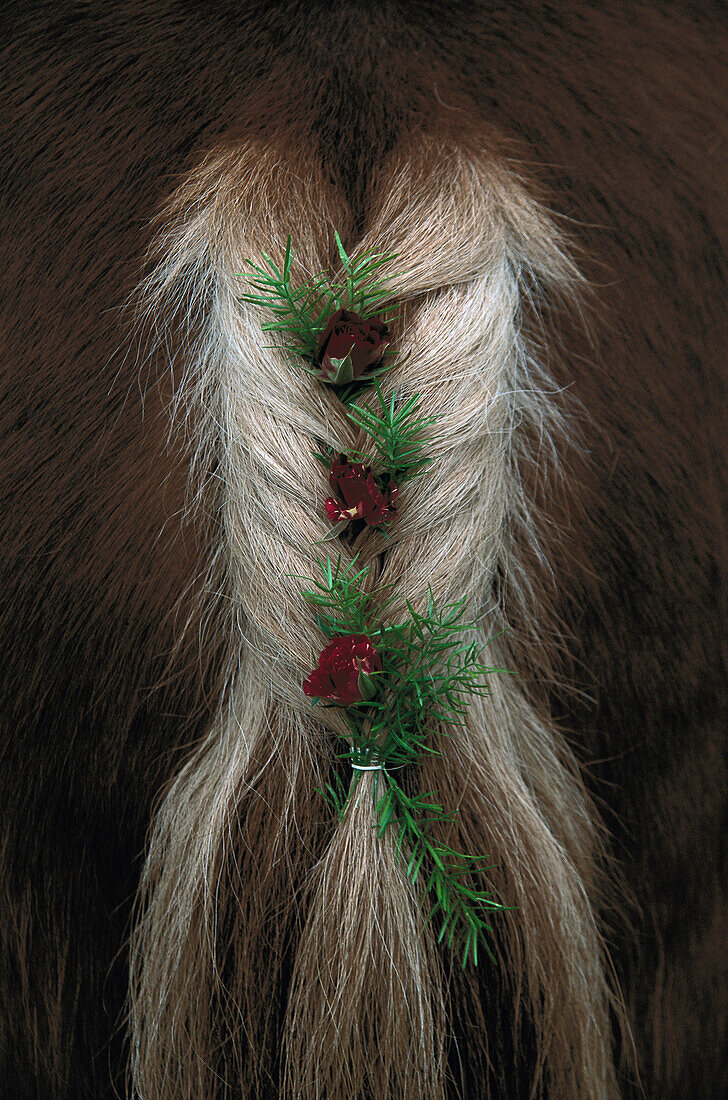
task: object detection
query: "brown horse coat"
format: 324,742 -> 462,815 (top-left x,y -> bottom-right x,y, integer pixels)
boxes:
0,2 -> 725,1096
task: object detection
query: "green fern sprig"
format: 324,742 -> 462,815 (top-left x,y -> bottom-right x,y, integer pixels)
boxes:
332,230 -> 400,319
303,555 -> 510,967
236,232 -> 400,369
298,554 -> 383,635
241,229 -> 509,967
344,383 -> 437,484
313,385 -> 437,530
375,777 -> 502,967
236,236 -> 331,362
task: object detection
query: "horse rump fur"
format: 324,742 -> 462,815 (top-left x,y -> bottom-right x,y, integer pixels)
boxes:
0,3 -> 726,1099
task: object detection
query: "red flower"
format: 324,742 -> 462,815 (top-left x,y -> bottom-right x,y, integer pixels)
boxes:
325,455 -> 398,526
303,634 -> 382,705
315,309 -> 389,385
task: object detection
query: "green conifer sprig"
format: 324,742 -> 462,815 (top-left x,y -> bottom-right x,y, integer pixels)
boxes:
345,383 -> 437,484
240,228 -> 509,967
240,233 -> 431,496
375,777 -> 501,967
236,232 -> 399,368
314,383 -> 436,491
303,555 -> 510,967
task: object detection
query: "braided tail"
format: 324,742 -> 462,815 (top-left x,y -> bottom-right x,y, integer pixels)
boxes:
129,131 -> 620,1099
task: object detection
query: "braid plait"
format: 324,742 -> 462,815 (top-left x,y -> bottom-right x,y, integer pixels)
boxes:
129,130 -> 620,1099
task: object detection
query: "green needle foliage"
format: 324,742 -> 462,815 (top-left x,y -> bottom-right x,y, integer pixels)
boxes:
333,230 -> 400,319
241,228 -> 509,967
314,383 -> 437,497
236,232 -> 399,369
345,383 -> 438,484
303,555 -> 510,968
375,777 -> 501,967
239,231 -> 431,497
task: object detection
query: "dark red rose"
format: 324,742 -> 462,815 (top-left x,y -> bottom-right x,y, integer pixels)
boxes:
303,634 -> 382,705
325,454 -> 399,526
315,309 -> 389,384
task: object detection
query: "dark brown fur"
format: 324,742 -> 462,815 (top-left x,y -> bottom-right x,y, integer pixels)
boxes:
1,1 -> 726,1096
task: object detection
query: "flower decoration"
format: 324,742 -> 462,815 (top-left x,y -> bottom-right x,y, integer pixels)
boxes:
315,309 -> 390,385
325,455 -> 398,527
303,634 -> 381,705
301,556 -> 505,967
239,233 -> 504,967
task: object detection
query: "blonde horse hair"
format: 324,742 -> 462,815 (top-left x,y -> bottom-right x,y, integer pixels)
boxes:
129,127 -> 622,1099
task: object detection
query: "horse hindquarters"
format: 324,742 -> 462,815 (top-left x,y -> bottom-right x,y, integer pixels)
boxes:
0,3 -> 725,1097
